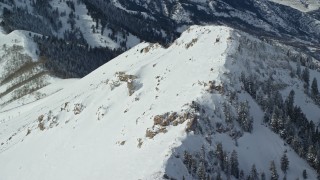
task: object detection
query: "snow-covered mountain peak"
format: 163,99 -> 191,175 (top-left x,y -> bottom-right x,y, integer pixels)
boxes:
0,25 -> 320,180
0,25 -> 233,180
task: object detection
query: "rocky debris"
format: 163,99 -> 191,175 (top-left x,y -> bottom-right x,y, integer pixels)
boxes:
73,103 -> 85,115
26,129 -> 31,136
137,138 -> 143,148
185,38 -> 198,49
146,129 -> 157,139
146,107 -> 199,139
38,115 -> 45,131
140,43 -> 160,53
96,106 -> 107,120
61,102 -> 70,112
115,72 -> 139,96
116,141 -> 126,146
37,110 -> 61,131
206,81 -> 224,94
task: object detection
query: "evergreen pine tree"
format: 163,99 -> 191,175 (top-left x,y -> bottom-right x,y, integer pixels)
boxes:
223,152 -> 230,178
303,169 -> 307,179
285,90 -> 295,118
307,145 -> 317,167
197,162 -> 206,180
230,150 -> 240,178
206,174 -> 210,180
297,61 -> 301,78
237,101 -> 253,132
216,171 -> 222,180
251,164 -> 259,180
270,160 -> 279,180
223,102 -> 234,124
281,153 -> 289,174
302,68 -> 310,90
311,78 -> 319,101
261,172 -> 266,180
239,170 -> 244,180
270,110 -> 279,133
216,143 -> 224,163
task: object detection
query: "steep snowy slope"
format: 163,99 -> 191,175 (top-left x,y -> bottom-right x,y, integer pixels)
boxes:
0,29 -> 69,113
269,0 -> 320,12
0,25 -> 319,180
48,0 -> 140,49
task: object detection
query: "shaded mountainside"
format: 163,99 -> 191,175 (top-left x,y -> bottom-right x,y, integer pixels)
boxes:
0,25 -> 320,180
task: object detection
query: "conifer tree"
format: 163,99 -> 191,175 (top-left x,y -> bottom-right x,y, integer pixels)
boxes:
311,78 -> 319,101
285,90 -> 295,118
302,67 -> 310,90
237,101 -> 253,132
223,102 -> 234,124
303,169 -> 307,179
230,150 -> 239,178
281,153 -> 289,174
216,143 -> 224,163
197,162 -> 206,180
250,164 -> 259,180
270,160 -> 279,180
216,171 -> 222,180
261,172 -> 266,180
270,111 -> 279,133
297,61 -> 301,78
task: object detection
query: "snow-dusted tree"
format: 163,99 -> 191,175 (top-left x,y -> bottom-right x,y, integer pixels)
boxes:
256,87 -> 265,107
215,143 -> 224,163
281,153 -> 289,174
191,158 -> 197,175
230,150 -> 239,178
237,101 -> 253,132
311,78 -> 319,101
223,152 -> 230,178
302,67 -> 310,90
206,174 -> 210,180
270,111 -> 279,133
239,170 -> 244,180
307,145 -> 317,167
183,151 -> 192,172
273,91 -> 284,108
296,61 -> 301,78
270,160 -> 279,180
197,162 -> 206,180
303,169 -> 307,179
283,175 -> 287,180
216,171 -> 222,180
261,172 -> 266,180
285,90 -> 295,118
223,102 -> 234,124
250,164 -> 259,180
283,116 -> 294,140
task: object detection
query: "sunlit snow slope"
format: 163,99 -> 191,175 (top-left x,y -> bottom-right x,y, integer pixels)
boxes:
269,0 -> 320,12
0,25 -> 319,180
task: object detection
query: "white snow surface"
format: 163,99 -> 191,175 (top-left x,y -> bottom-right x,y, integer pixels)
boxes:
0,25 -> 318,180
269,0 -> 320,12
0,30 -> 38,61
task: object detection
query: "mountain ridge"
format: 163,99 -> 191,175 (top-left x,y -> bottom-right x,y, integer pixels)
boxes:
1,0 -> 320,179
0,25 -> 319,179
